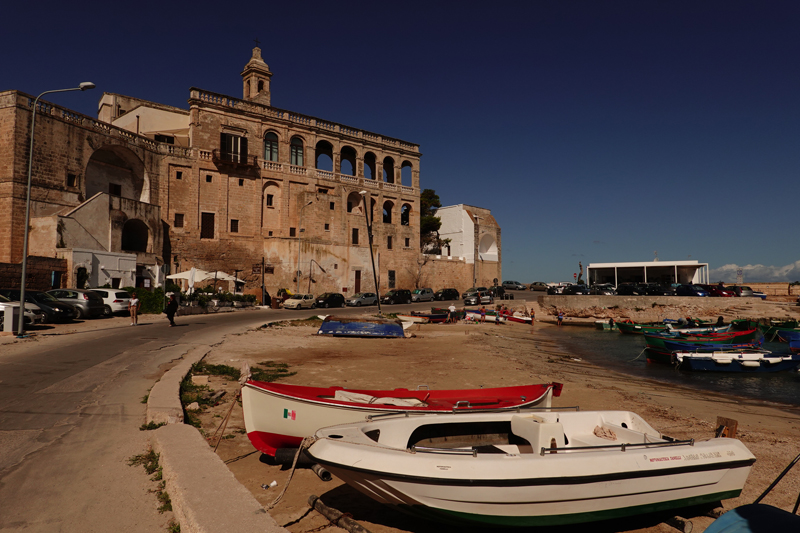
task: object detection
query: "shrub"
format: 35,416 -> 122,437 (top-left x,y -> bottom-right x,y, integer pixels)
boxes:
123,286 -> 165,314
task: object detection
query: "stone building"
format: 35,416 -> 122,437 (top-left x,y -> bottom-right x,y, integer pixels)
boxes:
435,204 -> 501,288
0,47 -> 447,297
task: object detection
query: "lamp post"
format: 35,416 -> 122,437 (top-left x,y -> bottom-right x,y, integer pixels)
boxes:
359,190 -> 381,315
18,82 -> 95,337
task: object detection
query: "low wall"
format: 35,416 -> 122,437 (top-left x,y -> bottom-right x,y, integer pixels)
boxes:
541,295 -> 743,309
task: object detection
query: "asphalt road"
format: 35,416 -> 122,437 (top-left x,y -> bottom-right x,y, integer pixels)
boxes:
0,301 -> 445,531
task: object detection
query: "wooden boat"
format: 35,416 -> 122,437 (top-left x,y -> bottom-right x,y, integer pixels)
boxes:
432,307 -> 466,320
595,320 -> 617,331
643,329 -> 762,363
464,310 -> 506,323
616,321 -> 671,334
243,381 -> 563,457
317,316 -> 405,337
506,314 -> 532,325
306,409 -> 755,527
776,331 -> 800,342
673,350 -> 800,372
397,311 -> 448,323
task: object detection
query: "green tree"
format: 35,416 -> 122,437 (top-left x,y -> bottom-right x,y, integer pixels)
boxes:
420,189 -> 449,253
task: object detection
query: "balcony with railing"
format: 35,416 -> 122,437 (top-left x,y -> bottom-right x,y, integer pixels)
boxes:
211,149 -> 259,169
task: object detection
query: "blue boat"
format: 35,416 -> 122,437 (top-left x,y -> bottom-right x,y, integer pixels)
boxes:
777,330 -> 800,342
317,316 -> 405,338
673,350 -> 800,372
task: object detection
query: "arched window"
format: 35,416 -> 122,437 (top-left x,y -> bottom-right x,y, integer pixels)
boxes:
382,200 -> 394,224
383,157 -> 395,183
364,152 -> 376,180
315,141 -> 333,171
340,146 -> 356,176
401,161 -> 413,185
347,191 -> 363,214
290,137 -> 304,166
264,132 -> 278,162
121,219 -> 149,252
401,204 -> 411,226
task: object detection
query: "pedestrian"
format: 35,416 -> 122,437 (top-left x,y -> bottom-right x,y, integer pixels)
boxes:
448,303 -> 457,324
165,294 -> 179,327
480,306 -> 486,323
557,310 -> 564,327
129,292 -> 141,326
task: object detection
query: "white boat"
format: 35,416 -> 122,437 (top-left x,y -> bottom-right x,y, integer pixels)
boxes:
306,410 -> 755,527
673,350 -> 800,373
464,310 -> 506,323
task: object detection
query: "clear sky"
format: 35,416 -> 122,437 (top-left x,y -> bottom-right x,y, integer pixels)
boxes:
4,1 -> 798,283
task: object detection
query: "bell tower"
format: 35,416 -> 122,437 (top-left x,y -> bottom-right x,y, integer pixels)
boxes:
241,46 -> 273,105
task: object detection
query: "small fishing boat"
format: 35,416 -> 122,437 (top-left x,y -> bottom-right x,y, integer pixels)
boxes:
397,311 -> 448,323
616,321 -> 671,334
432,307 -> 466,320
595,319 -> 617,331
464,310 -> 507,323
306,409 -> 755,527
506,314 -> 532,325
317,315 -> 405,337
243,381 -> 563,457
673,350 -> 800,372
776,330 -> 800,342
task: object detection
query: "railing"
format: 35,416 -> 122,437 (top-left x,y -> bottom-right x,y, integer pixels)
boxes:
263,161 -> 283,171
289,165 -> 307,176
401,185 -> 414,193
199,150 -> 212,160
340,175 -> 359,185
316,169 -> 334,180
211,149 -> 258,168
382,182 -> 398,191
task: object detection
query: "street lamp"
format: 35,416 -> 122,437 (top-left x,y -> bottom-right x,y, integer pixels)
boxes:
359,190 -> 381,315
18,82 -> 95,337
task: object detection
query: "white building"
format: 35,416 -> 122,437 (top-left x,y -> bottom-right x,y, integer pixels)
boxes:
586,260 -> 709,287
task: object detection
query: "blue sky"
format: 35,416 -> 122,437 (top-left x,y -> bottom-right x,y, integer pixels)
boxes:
4,1 -> 798,283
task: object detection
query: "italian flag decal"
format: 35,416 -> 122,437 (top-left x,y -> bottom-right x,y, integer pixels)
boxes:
283,409 -> 296,420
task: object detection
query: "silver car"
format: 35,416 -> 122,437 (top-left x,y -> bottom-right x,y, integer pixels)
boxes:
346,292 -> 378,307
47,289 -> 106,319
0,294 -> 46,327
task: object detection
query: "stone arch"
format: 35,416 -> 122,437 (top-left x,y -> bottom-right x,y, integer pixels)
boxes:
400,203 -> 412,226
262,180 -> 281,229
346,191 -> 364,214
290,136 -> 304,166
401,161 -> 413,186
382,200 -> 394,223
264,131 -> 279,162
364,152 -> 376,180
85,145 -> 149,202
383,156 -> 395,183
315,140 -> 333,171
121,219 -> 150,252
479,233 -> 498,261
340,146 -> 357,176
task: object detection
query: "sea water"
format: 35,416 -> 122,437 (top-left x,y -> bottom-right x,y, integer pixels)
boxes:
539,326 -> 800,408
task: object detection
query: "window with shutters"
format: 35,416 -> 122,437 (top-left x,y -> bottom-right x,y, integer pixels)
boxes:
220,133 -> 247,163
201,213 -> 215,239
230,219 -> 239,233
264,132 -> 279,162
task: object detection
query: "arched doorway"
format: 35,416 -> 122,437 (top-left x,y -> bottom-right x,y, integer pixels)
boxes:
85,145 -> 149,202
121,219 -> 150,252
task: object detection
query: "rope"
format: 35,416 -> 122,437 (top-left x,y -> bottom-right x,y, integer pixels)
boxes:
209,388 -> 241,452
266,436 -> 315,510
629,347 -> 647,362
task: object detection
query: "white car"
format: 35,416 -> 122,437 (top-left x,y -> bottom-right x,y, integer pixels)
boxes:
283,293 -> 316,309
89,289 -> 132,316
0,294 -> 46,328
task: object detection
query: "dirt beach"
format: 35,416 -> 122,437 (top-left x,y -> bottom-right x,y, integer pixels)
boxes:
195,309 -> 800,533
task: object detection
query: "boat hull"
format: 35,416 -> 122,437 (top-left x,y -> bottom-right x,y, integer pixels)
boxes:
674,352 -> 800,373
317,316 -> 405,337
243,382 -> 561,456
307,410 -> 755,527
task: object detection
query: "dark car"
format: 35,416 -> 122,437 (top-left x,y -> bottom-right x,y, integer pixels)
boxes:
615,283 -> 648,296
728,285 -> 754,297
643,283 -> 675,296
380,289 -> 412,305
562,284 -> 590,295
315,292 -> 346,308
0,289 -> 77,323
434,288 -> 460,301
47,288 -> 105,319
675,284 -> 709,297
589,284 -> 616,295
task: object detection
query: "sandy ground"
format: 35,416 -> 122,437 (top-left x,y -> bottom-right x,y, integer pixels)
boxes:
192,305 -> 800,533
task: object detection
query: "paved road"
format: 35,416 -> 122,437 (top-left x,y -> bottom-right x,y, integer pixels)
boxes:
0,302 -> 444,531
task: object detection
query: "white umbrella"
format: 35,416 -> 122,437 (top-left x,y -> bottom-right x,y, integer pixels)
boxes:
188,267 -> 196,295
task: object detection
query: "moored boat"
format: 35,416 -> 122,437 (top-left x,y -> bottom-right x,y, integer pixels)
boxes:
243,381 -> 563,457
317,315 -> 405,337
397,311 -> 448,323
464,310 -> 507,323
306,409 -> 755,527
644,329 -> 762,364
673,350 -> 800,372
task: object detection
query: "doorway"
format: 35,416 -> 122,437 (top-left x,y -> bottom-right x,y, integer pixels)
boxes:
354,270 -> 361,293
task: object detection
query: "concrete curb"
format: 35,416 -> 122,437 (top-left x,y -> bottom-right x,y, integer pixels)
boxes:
147,345 -> 288,532
146,346 -> 209,425
151,424 -> 285,533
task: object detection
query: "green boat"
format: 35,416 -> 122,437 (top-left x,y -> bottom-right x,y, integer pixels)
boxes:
616,321 -> 671,335
644,329 -> 762,364
732,319 -> 800,340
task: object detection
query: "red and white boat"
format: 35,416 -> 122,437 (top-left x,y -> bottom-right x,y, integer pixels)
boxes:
243,381 -> 563,457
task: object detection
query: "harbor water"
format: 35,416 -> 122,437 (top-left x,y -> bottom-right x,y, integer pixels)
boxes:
541,326 -> 800,408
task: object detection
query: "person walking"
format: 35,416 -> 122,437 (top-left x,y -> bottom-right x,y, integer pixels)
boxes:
165,294 -> 179,327
557,310 -> 564,327
129,292 -> 141,326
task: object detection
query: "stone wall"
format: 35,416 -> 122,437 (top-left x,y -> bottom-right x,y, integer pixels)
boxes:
0,256 -> 67,290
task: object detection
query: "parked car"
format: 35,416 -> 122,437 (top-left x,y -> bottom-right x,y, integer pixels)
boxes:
89,289 -> 132,316
346,292 -> 378,307
433,288 -> 460,301
752,291 -> 767,300
463,290 -> 493,306
615,283 -> 648,296
698,284 -> 736,297
562,284 -> 590,295
528,282 -> 548,291
380,289 -> 412,305
411,288 -> 434,302
675,284 -> 709,297
283,293 -> 316,309
729,285 -> 755,297
47,289 -> 105,319
0,294 -> 46,327
589,284 -> 617,296
502,280 -> 525,290
0,289 -> 77,323
488,285 -> 508,299
643,283 -> 676,296
315,292 -> 345,308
